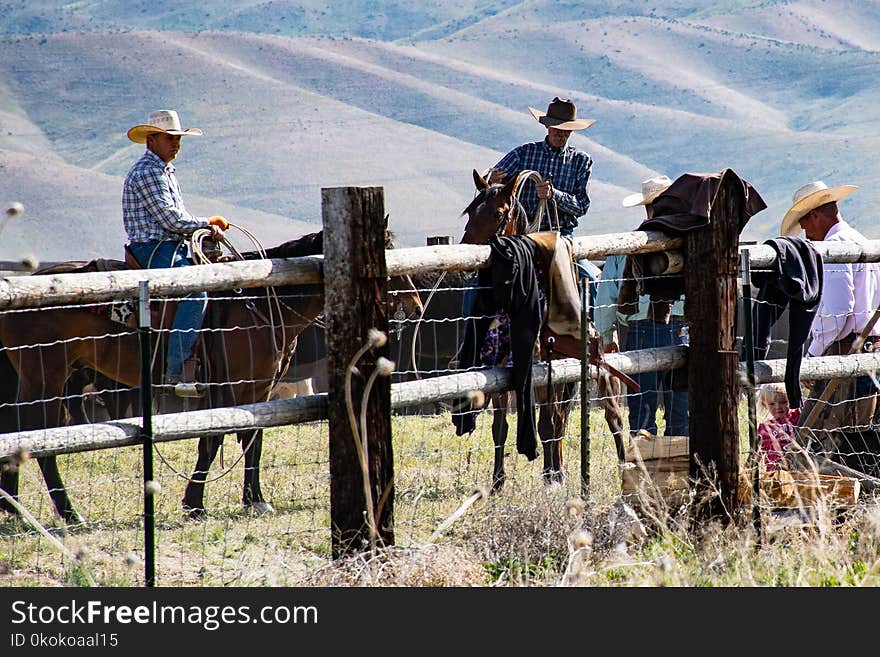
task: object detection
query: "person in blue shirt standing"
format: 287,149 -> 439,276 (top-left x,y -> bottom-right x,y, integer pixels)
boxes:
123,109 -> 229,397
594,175 -> 689,437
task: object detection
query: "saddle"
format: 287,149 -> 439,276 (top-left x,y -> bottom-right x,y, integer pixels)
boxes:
34,258 -> 138,327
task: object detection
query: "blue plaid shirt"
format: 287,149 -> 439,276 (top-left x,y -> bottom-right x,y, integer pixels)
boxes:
493,138 -> 592,232
122,150 -> 209,243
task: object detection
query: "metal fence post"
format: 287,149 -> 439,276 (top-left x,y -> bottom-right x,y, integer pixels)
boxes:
138,281 -> 156,586
740,250 -> 761,537
580,277 -> 590,498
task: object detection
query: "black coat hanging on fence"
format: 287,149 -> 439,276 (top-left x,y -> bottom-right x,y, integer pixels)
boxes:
451,235 -> 542,461
749,236 -> 823,408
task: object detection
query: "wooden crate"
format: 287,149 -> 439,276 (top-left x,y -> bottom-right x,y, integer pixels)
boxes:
622,433 -> 861,510
738,469 -> 861,509
621,433 -> 690,505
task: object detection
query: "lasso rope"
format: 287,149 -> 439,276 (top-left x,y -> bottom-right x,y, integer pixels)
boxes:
511,169 -> 560,233
150,223 -> 287,486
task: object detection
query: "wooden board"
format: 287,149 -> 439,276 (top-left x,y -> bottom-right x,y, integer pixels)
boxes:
625,434 -> 689,461
621,432 -> 860,510
738,470 -> 860,508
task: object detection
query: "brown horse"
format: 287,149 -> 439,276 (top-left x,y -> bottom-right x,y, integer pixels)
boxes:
459,169 -> 627,490
0,230 -> 421,523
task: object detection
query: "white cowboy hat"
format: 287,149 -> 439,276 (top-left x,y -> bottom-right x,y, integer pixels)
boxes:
127,109 -> 203,143
780,181 -> 858,236
528,97 -> 595,131
622,175 -> 673,207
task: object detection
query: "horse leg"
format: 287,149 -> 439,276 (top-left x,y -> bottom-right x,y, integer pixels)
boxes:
490,392 -> 509,492
17,375 -> 83,524
599,371 -> 627,462
38,456 -> 85,524
239,429 -> 274,515
0,467 -> 21,516
539,382 -> 574,484
182,435 -> 224,518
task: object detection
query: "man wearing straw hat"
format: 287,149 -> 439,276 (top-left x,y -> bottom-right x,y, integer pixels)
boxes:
595,175 -> 688,437
123,109 -> 229,396
487,97 -> 595,237
780,180 -> 880,433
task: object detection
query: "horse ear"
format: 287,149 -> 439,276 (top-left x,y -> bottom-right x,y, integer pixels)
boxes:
473,169 -> 489,190
501,174 -> 518,199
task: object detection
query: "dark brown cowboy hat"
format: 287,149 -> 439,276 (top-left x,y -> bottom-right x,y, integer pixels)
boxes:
528,97 -> 595,131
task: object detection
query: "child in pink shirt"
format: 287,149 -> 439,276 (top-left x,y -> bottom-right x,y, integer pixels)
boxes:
757,383 -> 800,471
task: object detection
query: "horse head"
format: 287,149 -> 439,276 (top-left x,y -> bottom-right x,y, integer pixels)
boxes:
460,169 -> 527,245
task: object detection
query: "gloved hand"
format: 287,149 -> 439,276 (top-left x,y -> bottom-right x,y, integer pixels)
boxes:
208,215 -> 229,231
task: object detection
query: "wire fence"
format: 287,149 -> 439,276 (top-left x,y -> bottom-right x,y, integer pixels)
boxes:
1,215 -> 880,585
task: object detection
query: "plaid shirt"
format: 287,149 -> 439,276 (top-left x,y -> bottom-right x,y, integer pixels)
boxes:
493,138 -> 592,231
122,150 -> 209,243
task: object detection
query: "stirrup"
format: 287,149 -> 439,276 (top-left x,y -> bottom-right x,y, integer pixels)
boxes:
173,382 -> 205,399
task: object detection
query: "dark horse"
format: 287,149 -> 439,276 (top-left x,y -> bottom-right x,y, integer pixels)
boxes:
0,230 -> 420,523
459,169 -> 627,490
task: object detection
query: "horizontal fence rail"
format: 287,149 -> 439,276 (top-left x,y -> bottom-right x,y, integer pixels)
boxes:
6,346 -> 880,462
0,230 -> 685,310
742,240 -> 880,268
3,235 -> 879,311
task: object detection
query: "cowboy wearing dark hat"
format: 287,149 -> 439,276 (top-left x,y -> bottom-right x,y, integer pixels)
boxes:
487,97 -> 595,236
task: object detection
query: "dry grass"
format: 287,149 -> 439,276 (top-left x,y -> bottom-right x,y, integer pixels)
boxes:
2,402 -> 880,587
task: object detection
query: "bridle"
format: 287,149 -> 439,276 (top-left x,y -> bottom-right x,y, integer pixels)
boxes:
492,197 -> 519,236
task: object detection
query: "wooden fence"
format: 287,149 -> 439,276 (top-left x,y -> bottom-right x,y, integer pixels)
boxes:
2,184 -> 880,556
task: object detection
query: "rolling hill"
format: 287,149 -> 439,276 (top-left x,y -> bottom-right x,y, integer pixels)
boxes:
1,0 -> 878,263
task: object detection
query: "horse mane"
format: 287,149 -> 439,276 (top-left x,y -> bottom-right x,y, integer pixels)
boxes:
247,230 -> 324,260
243,228 -> 397,261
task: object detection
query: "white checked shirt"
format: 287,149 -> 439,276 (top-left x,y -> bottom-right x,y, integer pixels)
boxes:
808,220 -> 880,356
122,150 -> 209,243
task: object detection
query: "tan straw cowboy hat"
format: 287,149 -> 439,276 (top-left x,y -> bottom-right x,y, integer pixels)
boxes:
780,180 -> 858,236
622,175 -> 673,207
127,109 -> 203,144
528,97 -> 595,131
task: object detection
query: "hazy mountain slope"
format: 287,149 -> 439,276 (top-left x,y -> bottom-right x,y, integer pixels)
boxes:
2,1 -> 880,262
0,29 -> 640,256
697,1 -> 880,52
0,149 -> 320,262
0,1 -> 521,41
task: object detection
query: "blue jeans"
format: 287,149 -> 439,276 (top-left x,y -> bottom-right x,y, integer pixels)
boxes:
625,318 -> 689,436
127,240 -> 207,380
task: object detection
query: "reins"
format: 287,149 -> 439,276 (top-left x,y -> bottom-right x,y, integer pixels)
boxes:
511,169 -> 560,233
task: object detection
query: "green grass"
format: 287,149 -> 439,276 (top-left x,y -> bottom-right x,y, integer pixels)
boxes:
2,398 -> 879,587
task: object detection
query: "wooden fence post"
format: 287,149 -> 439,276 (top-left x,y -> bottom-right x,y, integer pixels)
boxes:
322,186 -> 394,557
685,172 -> 744,521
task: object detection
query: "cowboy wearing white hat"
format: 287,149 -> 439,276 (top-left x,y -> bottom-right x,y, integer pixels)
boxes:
122,109 -> 228,400
127,109 -> 203,143
780,180 -> 858,237
595,173 -> 688,437
622,175 -> 673,209
781,179 -> 880,435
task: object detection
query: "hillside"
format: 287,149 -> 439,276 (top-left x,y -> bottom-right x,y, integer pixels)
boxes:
1,0 -> 878,262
